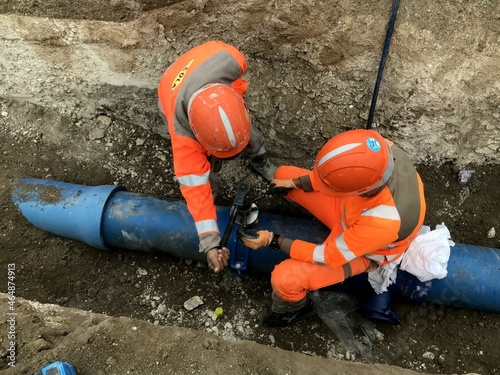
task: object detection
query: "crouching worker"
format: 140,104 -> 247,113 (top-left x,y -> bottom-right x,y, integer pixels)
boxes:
238,129 -> 426,328
158,41 -> 277,273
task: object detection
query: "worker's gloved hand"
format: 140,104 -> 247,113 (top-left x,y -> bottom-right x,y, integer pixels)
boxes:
206,247 -> 230,273
237,227 -> 273,250
268,178 -> 297,198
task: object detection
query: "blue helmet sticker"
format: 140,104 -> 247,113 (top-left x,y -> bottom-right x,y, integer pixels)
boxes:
366,137 -> 381,152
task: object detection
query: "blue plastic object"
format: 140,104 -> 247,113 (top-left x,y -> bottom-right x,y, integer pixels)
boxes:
100,190 -> 329,273
34,361 -> 76,375
11,178 -> 125,250
357,290 -> 402,324
393,243 -> 500,312
11,178 -> 500,314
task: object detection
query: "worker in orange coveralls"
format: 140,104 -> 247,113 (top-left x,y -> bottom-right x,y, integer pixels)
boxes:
238,129 -> 426,328
158,41 -> 277,274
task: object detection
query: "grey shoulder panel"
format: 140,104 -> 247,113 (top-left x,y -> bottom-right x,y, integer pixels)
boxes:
172,51 -> 244,139
389,145 -> 423,241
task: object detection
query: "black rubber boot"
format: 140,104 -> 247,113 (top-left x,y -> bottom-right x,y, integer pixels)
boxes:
262,296 -> 315,328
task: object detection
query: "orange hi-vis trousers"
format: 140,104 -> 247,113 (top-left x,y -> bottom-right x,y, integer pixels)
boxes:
271,166 -> 374,303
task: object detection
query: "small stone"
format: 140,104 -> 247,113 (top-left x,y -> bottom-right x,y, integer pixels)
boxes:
89,128 -> 105,140
487,227 -> 495,239
269,334 -> 276,345
105,357 -> 117,366
137,268 -> 148,276
458,170 -> 475,184
184,296 -> 204,311
156,303 -> 167,314
422,351 -> 435,360
97,115 -> 112,126
1,111 -> 7,117
374,329 -> 385,341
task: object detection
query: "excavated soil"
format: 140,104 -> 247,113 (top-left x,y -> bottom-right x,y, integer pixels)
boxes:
0,1 -> 499,375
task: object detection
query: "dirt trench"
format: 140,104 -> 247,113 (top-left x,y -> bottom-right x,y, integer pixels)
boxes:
0,1 -> 499,375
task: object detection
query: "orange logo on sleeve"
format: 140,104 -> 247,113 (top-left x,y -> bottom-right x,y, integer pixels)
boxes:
171,59 -> 195,92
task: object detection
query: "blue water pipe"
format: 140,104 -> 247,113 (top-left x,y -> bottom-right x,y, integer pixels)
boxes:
11,178 -> 500,316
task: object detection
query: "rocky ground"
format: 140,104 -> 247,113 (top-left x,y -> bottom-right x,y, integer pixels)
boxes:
0,1 -> 499,375
1,109 -> 499,375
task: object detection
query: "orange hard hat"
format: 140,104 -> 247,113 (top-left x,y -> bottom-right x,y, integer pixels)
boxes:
188,84 -> 251,159
313,129 -> 394,197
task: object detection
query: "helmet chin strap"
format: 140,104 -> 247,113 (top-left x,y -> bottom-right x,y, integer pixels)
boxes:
360,180 -> 391,197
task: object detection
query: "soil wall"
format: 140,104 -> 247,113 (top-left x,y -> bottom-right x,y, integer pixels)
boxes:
1,0 -> 499,167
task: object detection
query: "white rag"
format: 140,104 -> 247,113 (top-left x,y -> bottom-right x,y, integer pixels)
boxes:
368,257 -> 401,294
400,223 -> 454,282
368,223 -> 454,294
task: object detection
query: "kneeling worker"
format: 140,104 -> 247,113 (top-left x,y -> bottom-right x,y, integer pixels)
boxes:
239,129 -> 426,327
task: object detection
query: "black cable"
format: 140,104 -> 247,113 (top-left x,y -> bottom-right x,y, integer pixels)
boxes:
366,0 -> 400,129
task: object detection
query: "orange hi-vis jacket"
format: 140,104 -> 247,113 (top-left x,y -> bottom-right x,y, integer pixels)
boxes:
284,144 -> 426,268
157,41 -> 249,253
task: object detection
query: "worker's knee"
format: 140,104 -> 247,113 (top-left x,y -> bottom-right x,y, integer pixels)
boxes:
270,261 -> 307,302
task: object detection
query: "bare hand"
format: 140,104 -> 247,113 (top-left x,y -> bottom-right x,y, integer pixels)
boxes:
206,247 -> 230,273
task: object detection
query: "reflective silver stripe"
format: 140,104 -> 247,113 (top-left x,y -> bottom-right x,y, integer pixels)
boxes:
365,254 -> 385,263
336,234 -> 357,262
317,143 -> 362,167
361,205 -> 400,221
369,144 -> 395,189
195,219 -> 219,235
386,254 -> 401,262
384,243 -> 398,249
365,254 -> 401,264
177,170 -> 210,187
218,106 -> 237,147
340,218 -> 347,231
340,206 -> 347,230
382,145 -> 395,183
313,244 -> 326,264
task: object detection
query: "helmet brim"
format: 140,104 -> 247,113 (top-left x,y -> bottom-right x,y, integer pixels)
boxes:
210,140 -> 249,159
312,162 -> 390,198
312,164 -> 346,197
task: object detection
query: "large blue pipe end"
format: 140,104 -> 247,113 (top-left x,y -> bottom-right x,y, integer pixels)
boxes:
394,243 -> 500,313
11,178 -> 126,250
